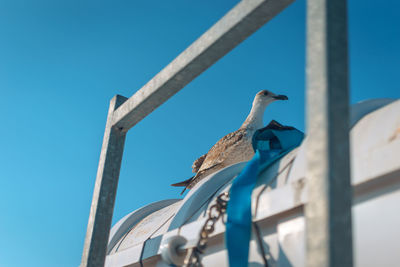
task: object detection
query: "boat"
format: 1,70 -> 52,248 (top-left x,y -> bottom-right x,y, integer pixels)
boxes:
105,99 -> 400,267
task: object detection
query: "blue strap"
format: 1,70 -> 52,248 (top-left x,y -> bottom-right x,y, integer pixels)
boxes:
226,126 -> 304,267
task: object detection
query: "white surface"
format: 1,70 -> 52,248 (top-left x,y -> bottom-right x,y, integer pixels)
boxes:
106,99 -> 400,267
108,199 -> 180,254
353,189 -> 400,267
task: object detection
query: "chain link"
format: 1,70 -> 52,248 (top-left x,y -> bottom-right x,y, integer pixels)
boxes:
183,192 -> 230,266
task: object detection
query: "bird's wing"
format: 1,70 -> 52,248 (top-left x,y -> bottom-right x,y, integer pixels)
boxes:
171,129 -> 248,193
198,128 -> 247,171
192,153 -> 207,173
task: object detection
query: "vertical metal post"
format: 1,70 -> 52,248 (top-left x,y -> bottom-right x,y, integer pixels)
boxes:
81,95 -> 128,267
305,0 -> 353,267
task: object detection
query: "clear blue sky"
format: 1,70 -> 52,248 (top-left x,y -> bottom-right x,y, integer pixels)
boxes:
0,0 -> 398,266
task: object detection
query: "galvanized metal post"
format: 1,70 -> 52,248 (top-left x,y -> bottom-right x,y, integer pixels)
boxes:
81,95 -> 128,267
305,0 -> 353,267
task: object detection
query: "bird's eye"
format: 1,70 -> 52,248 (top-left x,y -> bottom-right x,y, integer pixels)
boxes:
263,91 -> 269,96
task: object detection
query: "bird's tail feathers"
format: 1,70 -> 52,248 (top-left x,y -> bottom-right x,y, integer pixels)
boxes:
171,176 -> 194,195
170,176 -> 193,187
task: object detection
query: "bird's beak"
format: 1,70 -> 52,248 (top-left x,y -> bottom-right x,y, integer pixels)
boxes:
273,94 -> 288,100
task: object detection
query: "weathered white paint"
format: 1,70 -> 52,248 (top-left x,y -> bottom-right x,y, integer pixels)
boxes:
105,100 -> 400,267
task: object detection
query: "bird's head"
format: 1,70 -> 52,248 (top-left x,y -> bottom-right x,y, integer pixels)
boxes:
241,90 -> 289,130
254,90 -> 288,105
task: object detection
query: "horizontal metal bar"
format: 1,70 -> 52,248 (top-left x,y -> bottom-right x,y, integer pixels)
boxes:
112,0 -> 295,131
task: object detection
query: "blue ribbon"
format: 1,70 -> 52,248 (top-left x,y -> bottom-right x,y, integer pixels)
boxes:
226,125 -> 304,267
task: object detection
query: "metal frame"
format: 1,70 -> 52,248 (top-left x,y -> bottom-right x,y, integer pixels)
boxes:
305,1 -> 352,266
81,0 -> 352,266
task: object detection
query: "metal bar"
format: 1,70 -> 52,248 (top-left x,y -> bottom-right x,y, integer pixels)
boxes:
112,0 -> 295,131
81,95 -> 128,267
305,0 -> 352,267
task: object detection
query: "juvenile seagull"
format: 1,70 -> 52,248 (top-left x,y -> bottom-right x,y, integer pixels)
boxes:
171,90 -> 288,194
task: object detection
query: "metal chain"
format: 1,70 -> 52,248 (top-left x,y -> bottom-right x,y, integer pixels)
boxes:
183,192 -> 230,266
182,191 -> 269,267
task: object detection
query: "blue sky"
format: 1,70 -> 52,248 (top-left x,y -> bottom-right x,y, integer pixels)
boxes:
0,0 -> 399,266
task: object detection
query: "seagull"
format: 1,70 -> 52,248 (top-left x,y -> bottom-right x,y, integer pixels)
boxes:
171,90 -> 288,194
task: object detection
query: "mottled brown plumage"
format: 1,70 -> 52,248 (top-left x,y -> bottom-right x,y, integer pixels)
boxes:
171,90 -> 288,194
191,154 -> 207,173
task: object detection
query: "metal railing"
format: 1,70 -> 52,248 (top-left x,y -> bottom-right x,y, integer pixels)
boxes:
80,0 -> 352,266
